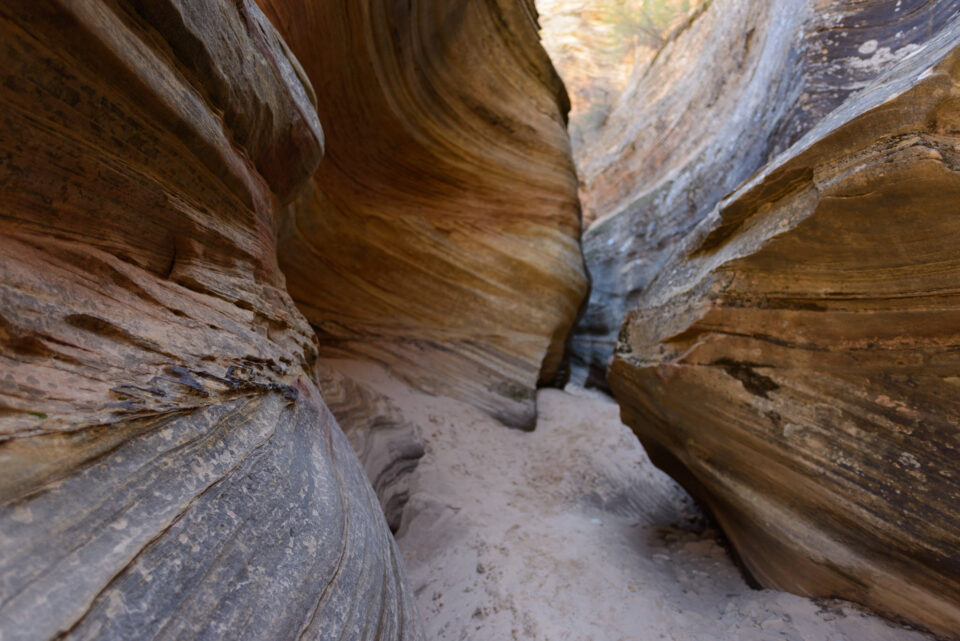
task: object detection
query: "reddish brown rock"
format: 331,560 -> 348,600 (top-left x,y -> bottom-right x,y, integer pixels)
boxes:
258,0 -> 588,429
0,1 -> 422,639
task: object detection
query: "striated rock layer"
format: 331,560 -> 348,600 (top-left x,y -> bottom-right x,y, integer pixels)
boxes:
610,12 -> 960,638
0,1 -> 422,639
316,362 -> 425,533
573,0 -> 960,386
258,0 -> 588,429
536,0 -> 708,205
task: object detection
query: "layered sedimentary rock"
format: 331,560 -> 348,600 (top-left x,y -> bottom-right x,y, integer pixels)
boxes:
573,0 -> 960,386
0,1 -> 422,639
259,0 -> 588,429
536,0 -> 654,150
610,13 -> 960,638
537,0 -> 707,189
316,362 -> 425,532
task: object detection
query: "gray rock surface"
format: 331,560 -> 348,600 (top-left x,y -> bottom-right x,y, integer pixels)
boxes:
1,389 -> 418,641
572,0 -> 960,387
0,1 -> 423,639
316,363 -> 425,532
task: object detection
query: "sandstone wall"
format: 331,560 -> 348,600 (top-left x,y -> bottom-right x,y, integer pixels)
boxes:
0,1 -> 422,638
598,1 -> 960,635
259,0 -> 588,428
574,0 -> 960,387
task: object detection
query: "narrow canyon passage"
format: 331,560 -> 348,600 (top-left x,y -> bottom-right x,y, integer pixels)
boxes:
1,0 -> 959,640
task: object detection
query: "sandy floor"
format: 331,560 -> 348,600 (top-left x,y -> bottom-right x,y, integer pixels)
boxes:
327,359 -> 934,641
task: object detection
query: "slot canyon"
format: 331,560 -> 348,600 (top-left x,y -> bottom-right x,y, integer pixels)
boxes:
1,0 -> 959,639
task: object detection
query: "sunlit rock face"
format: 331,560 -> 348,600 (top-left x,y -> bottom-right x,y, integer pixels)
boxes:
604,3 -> 960,636
573,0 -> 960,387
536,0 -> 649,151
536,0 -> 707,210
258,0 -> 588,429
0,1 -> 422,639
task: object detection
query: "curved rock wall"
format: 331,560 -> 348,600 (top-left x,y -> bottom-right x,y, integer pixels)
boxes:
573,0 -> 960,386
258,0 -> 588,429
0,1 -> 422,639
316,362 -> 425,533
604,4 -> 960,636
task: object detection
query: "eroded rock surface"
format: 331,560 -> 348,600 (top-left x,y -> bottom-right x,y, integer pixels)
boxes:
609,13 -> 960,637
0,1 -> 421,639
573,0 -> 960,386
258,0 -> 588,429
316,363 -> 425,532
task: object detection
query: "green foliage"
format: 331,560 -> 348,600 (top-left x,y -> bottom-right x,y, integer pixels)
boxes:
594,0 -> 697,60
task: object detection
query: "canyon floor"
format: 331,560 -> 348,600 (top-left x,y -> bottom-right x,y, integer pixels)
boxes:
328,359 -> 935,641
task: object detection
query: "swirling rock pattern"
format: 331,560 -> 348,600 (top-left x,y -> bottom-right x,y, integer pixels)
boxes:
258,0 -> 588,429
315,362 -> 425,533
0,1 -> 422,639
572,0 -> 960,387
609,13 -> 960,637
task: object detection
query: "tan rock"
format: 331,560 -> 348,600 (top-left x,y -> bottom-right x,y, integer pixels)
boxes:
258,0 -> 588,428
610,16 -> 960,637
537,0 -> 707,182
0,1 -> 421,638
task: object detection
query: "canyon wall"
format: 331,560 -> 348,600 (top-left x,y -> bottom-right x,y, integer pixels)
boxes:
583,0 -> 960,635
259,0 -> 588,429
316,362 -> 425,533
0,1 -> 423,638
573,0 -> 960,387
0,0 -> 587,636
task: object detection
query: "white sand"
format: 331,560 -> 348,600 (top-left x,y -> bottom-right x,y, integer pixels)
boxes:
327,359 -> 933,641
